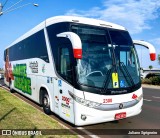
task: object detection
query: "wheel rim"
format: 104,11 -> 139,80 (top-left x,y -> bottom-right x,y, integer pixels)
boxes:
43,94 -> 50,108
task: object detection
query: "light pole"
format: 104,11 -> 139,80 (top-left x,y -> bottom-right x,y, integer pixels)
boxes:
0,0 -> 38,16
0,3 -> 3,15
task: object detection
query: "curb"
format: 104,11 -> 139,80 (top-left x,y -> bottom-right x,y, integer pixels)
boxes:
142,84 -> 160,89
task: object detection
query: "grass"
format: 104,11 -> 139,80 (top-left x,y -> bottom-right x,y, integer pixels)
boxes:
0,88 -> 77,138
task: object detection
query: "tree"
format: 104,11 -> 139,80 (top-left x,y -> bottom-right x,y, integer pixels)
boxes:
149,65 -> 153,70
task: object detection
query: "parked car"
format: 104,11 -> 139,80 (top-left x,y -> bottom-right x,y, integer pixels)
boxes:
0,74 -> 4,79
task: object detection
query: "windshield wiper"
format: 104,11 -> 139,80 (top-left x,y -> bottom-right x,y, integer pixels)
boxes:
101,66 -> 113,93
119,62 -> 135,88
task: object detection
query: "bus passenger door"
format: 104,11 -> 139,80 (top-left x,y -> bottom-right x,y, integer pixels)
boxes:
54,44 -> 75,124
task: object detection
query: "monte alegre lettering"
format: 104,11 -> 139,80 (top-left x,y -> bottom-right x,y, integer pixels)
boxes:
13,64 -> 31,95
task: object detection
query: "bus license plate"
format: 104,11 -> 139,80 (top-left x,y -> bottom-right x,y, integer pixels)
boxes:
115,112 -> 126,120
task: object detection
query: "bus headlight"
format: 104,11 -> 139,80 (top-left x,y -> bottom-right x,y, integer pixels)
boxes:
69,92 -> 101,108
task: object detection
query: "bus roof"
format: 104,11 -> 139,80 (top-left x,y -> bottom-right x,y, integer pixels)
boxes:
46,16 -> 126,30
6,16 -> 126,49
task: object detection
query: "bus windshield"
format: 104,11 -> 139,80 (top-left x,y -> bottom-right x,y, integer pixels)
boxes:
72,25 -> 140,90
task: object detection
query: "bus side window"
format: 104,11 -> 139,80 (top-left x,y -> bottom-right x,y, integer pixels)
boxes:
58,47 -> 73,84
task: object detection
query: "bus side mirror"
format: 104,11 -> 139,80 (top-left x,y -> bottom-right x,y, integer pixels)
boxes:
57,32 -> 82,59
133,40 -> 156,61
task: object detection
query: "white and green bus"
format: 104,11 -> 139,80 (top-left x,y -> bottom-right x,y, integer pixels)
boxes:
4,16 -> 156,126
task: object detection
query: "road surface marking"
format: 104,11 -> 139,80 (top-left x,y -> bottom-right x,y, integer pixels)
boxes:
77,127 -> 100,138
143,99 -> 152,102
152,96 -> 160,99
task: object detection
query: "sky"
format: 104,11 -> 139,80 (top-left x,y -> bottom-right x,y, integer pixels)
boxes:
0,0 -> 160,69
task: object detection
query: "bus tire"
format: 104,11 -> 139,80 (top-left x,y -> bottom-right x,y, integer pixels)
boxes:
9,81 -> 14,93
42,91 -> 51,115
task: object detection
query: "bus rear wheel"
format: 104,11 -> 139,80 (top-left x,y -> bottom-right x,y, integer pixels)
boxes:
42,91 -> 51,115
9,81 -> 14,93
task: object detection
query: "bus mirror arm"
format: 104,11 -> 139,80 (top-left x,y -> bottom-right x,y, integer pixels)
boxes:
133,40 -> 156,61
57,32 -> 82,59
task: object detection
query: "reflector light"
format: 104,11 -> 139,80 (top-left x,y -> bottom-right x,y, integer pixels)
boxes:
150,53 -> 156,61
73,49 -> 82,59
132,94 -> 138,99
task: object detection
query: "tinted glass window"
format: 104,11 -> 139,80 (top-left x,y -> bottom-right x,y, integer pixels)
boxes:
58,47 -> 73,84
72,25 -> 140,92
46,22 -> 70,69
8,30 -> 49,62
109,30 -> 132,45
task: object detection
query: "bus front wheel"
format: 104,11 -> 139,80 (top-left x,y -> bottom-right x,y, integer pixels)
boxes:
42,91 -> 51,115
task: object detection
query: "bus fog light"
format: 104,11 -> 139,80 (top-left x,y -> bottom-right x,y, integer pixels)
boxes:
81,114 -> 87,121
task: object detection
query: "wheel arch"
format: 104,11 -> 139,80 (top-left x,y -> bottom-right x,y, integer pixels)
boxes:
39,87 -> 47,105
39,85 -> 52,109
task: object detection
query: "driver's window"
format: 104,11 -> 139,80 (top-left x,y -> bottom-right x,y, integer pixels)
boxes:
128,50 -> 136,67
58,47 -> 72,83
120,50 -> 134,66
120,51 -> 127,65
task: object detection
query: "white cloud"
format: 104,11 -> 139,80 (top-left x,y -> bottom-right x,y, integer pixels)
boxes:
66,0 -> 160,34
150,38 -> 160,46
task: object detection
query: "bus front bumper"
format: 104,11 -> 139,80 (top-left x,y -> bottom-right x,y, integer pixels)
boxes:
74,98 -> 143,126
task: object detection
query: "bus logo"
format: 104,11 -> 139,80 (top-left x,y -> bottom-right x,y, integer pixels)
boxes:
119,103 -> 123,109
